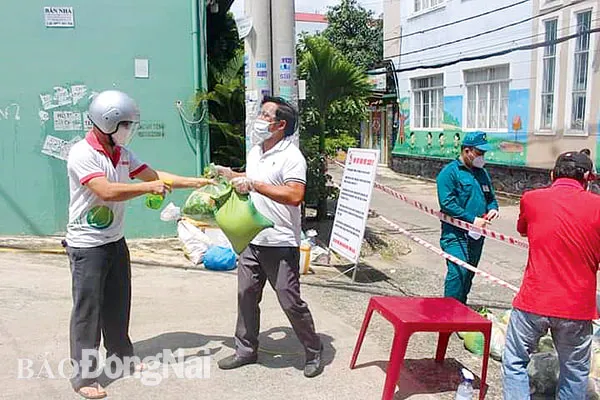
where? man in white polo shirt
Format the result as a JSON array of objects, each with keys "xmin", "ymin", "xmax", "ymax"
[
  {"xmin": 66, "ymin": 90, "xmax": 212, "ymax": 399},
  {"xmin": 214, "ymin": 96, "xmax": 323, "ymax": 378}
]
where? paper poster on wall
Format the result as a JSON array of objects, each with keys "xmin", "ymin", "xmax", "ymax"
[
  {"xmin": 44, "ymin": 7, "xmax": 74, "ymax": 27},
  {"xmin": 41, "ymin": 135, "xmax": 81, "ymax": 160},
  {"xmin": 70, "ymin": 85, "xmax": 87, "ymax": 105},
  {"xmin": 40, "ymin": 94, "xmax": 56, "ymax": 111},
  {"xmin": 54, "ymin": 86, "xmax": 72, "ymax": 107},
  {"xmin": 39, "ymin": 111, "xmax": 50, "ymax": 125},
  {"xmin": 83, "ymin": 112, "xmax": 93, "ymax": 130},
  {"xmin": 235, "ymin": 16, "xmax": 253, "ymax": 39},
  {"xmin": 279, "ymin": 57, "xmax": 293, "ymax": 82},
  {"xmin": 244, "ymin": 54, "xmax": 249, "ymax": 87},
  {"xmin": 53, "ymin": 111, "xmax": 82, "ymax": 131},
  {"xmin": 39, "ymin": 82, "xmax": 97, "ymax": 163},
  {"xmin": 256, "ymin": 61, "xmax": 269, "ymax": 99}
]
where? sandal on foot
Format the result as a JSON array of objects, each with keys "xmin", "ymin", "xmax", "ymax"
[{"xmin": 76, "ymin": 384, "xmax": 107, "ymax": 399}]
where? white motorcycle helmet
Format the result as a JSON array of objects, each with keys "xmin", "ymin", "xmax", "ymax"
[{"xmin": 88, "ymin": 90, "xmax": 140, "ymax": 146}]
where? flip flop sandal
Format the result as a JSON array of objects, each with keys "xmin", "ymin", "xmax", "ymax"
[{"xmin": 76, "ymin": 385, "xmax": 107, "ymax": 400}]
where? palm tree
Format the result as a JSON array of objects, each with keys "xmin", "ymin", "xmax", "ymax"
[{"xmin": 299, "ymin": 36, "xmax": 371, "ymax": 219}]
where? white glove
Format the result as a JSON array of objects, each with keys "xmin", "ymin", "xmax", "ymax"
[
  {"xmin": 485, "ymin": 209, "xmax": 499, "ymax": 221},
  {"xmin": 214, "ymin": 165, "xmax": 233, "ymax": 180},
  {"xmin": 231, "ymin": 177, "xmax": 255, "ymax": 194}
]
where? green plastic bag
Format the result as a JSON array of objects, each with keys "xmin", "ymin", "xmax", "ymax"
[
  {"xmin": 214, "ymin": 188, "xmax": 273, "ymax": 254},
  {"xmin": 463, "ymin": 332, "xmax": 485, "ymax": 355},
  {"xmin": 181, "ymin": 181, "xmax": 230, "ymax": 225}
]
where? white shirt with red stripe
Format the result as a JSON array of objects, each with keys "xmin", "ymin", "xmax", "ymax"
[{"xmin": 66, "ymin": 131, "xmax": 148, "ymax": 248}]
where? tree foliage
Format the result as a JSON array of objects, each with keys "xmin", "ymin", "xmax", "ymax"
[
  {"xmin": 323, "ymin": 0, "xmax": 383, "ymax": 71},
  {"xmin": 203, "ymin": 11, "xmax": 245, "ymax": 168},
  {"xmin": 297, "ymin": 36, "xmax": 370, "ymax": 218}
]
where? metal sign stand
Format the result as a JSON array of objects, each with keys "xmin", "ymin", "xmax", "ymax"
[{"xmin": 326, "ymin": 255, "xmax": 360, "ymax": 283}]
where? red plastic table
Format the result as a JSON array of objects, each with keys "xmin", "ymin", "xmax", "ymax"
[{"xmin": 350, "ymin": 297, "xmax": 492, "ymax": 400}]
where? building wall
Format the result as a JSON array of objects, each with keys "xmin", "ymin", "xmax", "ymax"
[
  {"xmin": 383, "ymin": 0, "xmax": 402, "ymax": 60},
  {"xmin": 296, "ymin": 21, "xmax": 328, "ymax": 37},
  {"xmin": 0, "ymin": 1, "xmax": 200, "ymax": 237},
  {"xmin": 385, "ymin": 0, "xmax": 534, "ymax": 166},
  {"xmin": 384, "ymin": 0, "xmax": 599, "ymax": 174},
  {"xmin": 527, "ymin": 0, "xmax": 599, "ymax": 168},
  {"xmin": 295, "ymin": 13, "xmax": 328, "ymax": 38}
]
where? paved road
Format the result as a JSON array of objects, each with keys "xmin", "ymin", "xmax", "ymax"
[
  {"xmin": 2, "ymin": 164, "xmax": 572, "ymax": 400},
  {"xmin": 330, "ymin": 165, "xmax": 527, "ymax": 311}
]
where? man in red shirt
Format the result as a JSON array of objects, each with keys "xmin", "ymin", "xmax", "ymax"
[{"xmin": 502, "ymin": 151, "xmax": 600, "ymax": 399}]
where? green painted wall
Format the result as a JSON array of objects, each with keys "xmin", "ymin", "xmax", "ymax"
[{"xmin": 0, "ymin": 1, "xmax": 204, "ymax": 237}]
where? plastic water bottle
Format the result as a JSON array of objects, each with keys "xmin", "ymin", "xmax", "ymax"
[{"xmin": 455, "ymin": 368, "xmax": 474, "ymax": 400}]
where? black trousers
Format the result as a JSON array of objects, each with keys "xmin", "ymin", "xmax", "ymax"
[
  {"xmin": 234, "ymin": 245, "xmax": 321, "ymax": 360},
  {"xmin": 67, "ymin": 238, "xmax": 133, "ymax": 390}
]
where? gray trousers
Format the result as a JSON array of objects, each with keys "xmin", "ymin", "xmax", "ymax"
[
  {"xmin": 235, "ymin": 245, "xmax": 321, "ymax": 359},
  {"xmin": 67, "ymin": 238, "xmax": 133, "ymax": 391}
]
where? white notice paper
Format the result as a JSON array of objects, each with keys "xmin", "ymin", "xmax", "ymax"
[
  {"xmin": 41, "ymin": 135, "xmax": 81, "ymax": 161},
  {"xmin": 329, "ymin": 148, "xmax": 379, "ymax": 263},
  {"xmin": 44, "ymin": 7, "xmax": 74, "ymax": 27},
  {"xmin": 235, "ymin": 16, "xmax": 253, "ymax": 39},
  {"xmin": 53, "ymin": 111, "xmax": 82, "ymax": 131},
  {"xmin": 135, "ymin": 59, "xmax": 149, "ymax": 78}
]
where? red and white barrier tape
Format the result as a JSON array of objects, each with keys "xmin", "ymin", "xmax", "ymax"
[
  {"xmin": 379, "ymin": 215, "xmax": 520, "ymax": 293},
  {"xmin": 333, "ymin": 160, "xmax": 529, "ymax": 250}
]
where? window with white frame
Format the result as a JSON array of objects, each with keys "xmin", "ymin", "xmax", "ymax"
[
  {"xmin": 540, "ymin": 19, "xmax": 558, "ymax": 130},
  {"xmin": 465, "ymin": 65, "xmax": 509, "ymax": 130},
  {"xmin": 570, "ymin": 10, "xmax": 592, "ymax": 131},
  {"xmin": 411, "ymin": 75, "xmax": 443, "ymax": 129},
  {"xmin": 414, "ymin": 0, "xmax": 444, "ymax": 13}
]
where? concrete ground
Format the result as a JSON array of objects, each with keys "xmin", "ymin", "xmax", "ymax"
[
  {"xmin": 0, "ymin": 164, "xmax": 565, "ymax": 399},
  {"xmin": 0, "ymin": 249, "xmax": 392, "ymax": 400}
]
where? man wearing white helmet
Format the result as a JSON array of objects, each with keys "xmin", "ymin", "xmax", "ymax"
[{"xmin": 65, "ymin": 90, "xmax": 212, "ymax": 399}]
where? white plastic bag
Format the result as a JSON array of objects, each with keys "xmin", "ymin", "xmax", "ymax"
[
  {"xmin": 177, "ymin": 220, "xmax": 211, "ymax": 265},
  {"xmin": 490, "ymin": 317, "xmax": 507, "ymax": 361},
  {"xmin": 203, "ymin": 228, "xmax": 233, "ymax": 249},
  {"xmin": 160, "ymin": 202, "xmax": 181, "ymax": 222}
]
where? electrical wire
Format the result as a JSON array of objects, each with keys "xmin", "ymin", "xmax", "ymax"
[
  {"xmin": 386, "ymin": 0, "xmax": 586, "ymax": 59},
  {"xmin": 368, "ymin": 27, "xmax": 600, "ymax": 74},
  {"xmin": 384, "ymin": 0, "xmax": 531, "ymax": 42},
  {"xmin": 395, "ymin": 15, "xmax": 600, "ymax": 68}
]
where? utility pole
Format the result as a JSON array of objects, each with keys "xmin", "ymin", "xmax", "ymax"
[
  {"xmin": 243, "ymin": 0, "xmax": 298, "ymax": 152},
  {"xmin": 271, "ymin": 0, "xmax": 297, "ymax": 107},
  {"xmin": 272, "ymin": 0, "xmax": 299, "ymax": 146},
  {"xmin": 243, "ymin": 0, "xmax": 272, "ymax": 154}
]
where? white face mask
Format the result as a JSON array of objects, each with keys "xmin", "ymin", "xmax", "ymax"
[
  {"xmin": 111, "ymin": 122, "xmax": 138, "ymax": 146},
  {"xmin": 253, "ymin": 119, "xmax": 273, "ymax": 141},
  {"xmin": 472, "ymin": 156, "xmax": 486, "ymax": 168}
]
